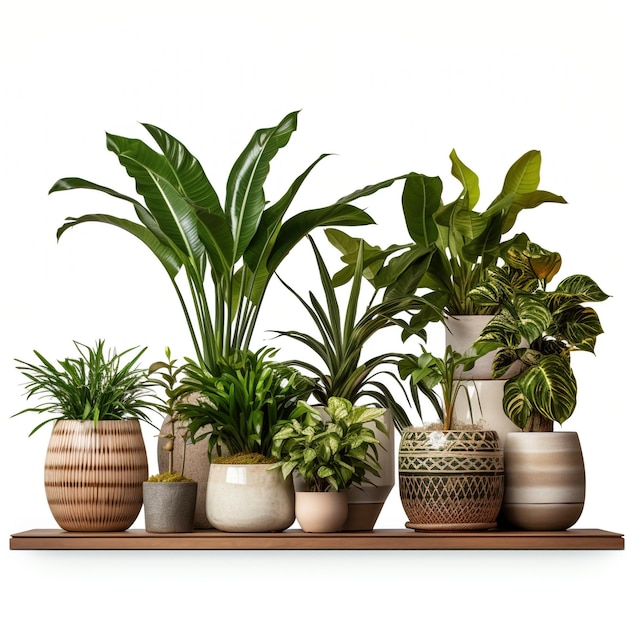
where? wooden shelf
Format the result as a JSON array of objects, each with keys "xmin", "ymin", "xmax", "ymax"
[{"xmin": 9, "ymin": 528, "xmax": 624, "ymax": 550}]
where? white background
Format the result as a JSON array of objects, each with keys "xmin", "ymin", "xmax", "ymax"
[{"xmin": 1, "ymin": 1, "xmax": 624, "ymax": 623}]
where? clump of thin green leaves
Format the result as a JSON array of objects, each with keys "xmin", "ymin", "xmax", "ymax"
[
  {"xmin": 270, "ymin": 397, "xmax": 386, "ymax": 492},
  {"xmin": 13, "ymin": 340, "xmax": 160, "ymax": 435},
  {"xmin": 272, "ymin": 233, "xmax": 440, "ymax": 432},
  {"xmin": 177, "ymin": 347, "xmax": 315, "ymax": 460}
]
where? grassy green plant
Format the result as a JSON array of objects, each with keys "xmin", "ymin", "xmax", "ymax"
[
  {"xmin": 470, "ymin": 241, "xmax": 609, "ymax": 431},
  {"xmin": 398, "ymin": 345, "xmax": 480, "ymax": 431},
  {"xmin": 50, "ymin": 111, "xmax": 402, "ymax": 374},
  {"xmin": 147, "ymin": 347, "xmax": 192, "ymax": 482},
  {"xmin": 328, "ymin": 150, "xmax": 566, "ymax": 329},
  {"xmin": 14, "ymin": 340, "xmax": 159, "ymax": 435},
  {"xmin": 270, "ymin": 397, "xmax": 386, "ymax": 492},
  {"xmin": 177, "ymin": 347, "xmax": 314, "ymax": 460},
  {"xmin": 272, "ymin": 233, "xmax": 441, "ymax": 432}
]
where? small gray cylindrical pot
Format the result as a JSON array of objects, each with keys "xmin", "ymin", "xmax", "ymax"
[
  {"xmin": 502, "ymin": 432, "xmax": 585, "ymax": 531},
  {"xmin": 143, "ymin": 481, "xmax": 198, "ymax": 533}
]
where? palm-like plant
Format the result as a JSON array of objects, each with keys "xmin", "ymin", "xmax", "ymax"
[
  {"xmin": 398, "ymin": 345, "xmax": 480, "ymax": 431},
  {"xmin": 49, "ymin": 111, "xmax": 401, "ymax": 373},
  {"xmin": 271, "ymin": 232, "xmax": 441, "ymax": 432},
  {"xmin": 470, "ymin": 242, "xmax": 609, "ymax": 431},
  {"xmin": 14, "ymin": 340, "xmax": 159, "ymax": 434}
]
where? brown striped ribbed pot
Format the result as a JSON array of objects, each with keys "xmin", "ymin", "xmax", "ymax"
[
  {"xmin": 398, "ymin": 428, "xmax": 505, "ymax": 531},
  {"xmin": 44, "ymin": 420, "xmax": 148, "ymax": 531}
]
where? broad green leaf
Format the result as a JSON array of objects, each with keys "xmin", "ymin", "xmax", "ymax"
[
  {"xmin": 226, "ymin": 111, "xmax": 298, "ymax": 262},
  {"xmin": 141, "ymin": 123, "xmax": 223, "ymax": 214},
  {"xmin": 401, "ymin": 173, "xmax": 442, "ymax": 247},
  {"xmin": 449, "ymin": 149, "xmax": 480, "ymax": 210}
]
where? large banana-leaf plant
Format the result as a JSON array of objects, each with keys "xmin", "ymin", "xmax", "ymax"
[
  {"xmin": 270, "ymin": 231, "xmax": 443, "ymax": 432},
  {"xmin": 49, "ymin": 111, "xmax": 402, "ymax": 373},
  {"xmin": 326, "ymin": 150, "xmax": 567, "ymax": 332},
  {"xmin": 469, "ymin": 242, "xmax": 609, "ymax": 431}
]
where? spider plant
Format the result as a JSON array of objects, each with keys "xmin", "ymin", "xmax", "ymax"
[
  {"xmin": 271, "ymin": 232, "xmax": 442, "ymax": 432},
  {"xmin": 49, "ymin": 111, "xmax": 403, "ymax": 374},
  {"xmin": 13, "ymin": 340, "xmax": 160, "ymax": 435}
]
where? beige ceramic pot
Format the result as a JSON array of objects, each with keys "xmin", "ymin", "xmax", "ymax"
[
  {"xmin": 502, "ymin": 431, "xmax": 585, "ymax": 531},
  {"xmin": 206, "ymin": 463, "xmax": 295, "ymax": 532},
  {"xmin": 44, "ymin": 420, "xmax": 148, "ymax": 531},
  {"xmin": 143, "ymin": 481, "xmax": 198, "ymax": 533},
  {"xmin": 451, "ymin": 379, "xmax": 522, "ymax": 448},
  {"xmin": 445, "ymin": 314, "xmax": 523, "ymax": 380},
  {"xmin": 295, "ymin": 491, "xmax": 348, "ymax": 533},
  {"xmin": 399, "ymin": 428, "xmax": 504, "ymax": 530}
]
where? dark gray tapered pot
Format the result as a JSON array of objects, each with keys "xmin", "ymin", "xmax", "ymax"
[{"xmin": 143, "ymin": 481, "xmax": 197, "ymax": 533}]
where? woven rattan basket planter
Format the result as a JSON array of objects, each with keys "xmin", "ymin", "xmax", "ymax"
[{"xmin": 398, "ymin": 428, "xmax": 504, "ymax": 531}]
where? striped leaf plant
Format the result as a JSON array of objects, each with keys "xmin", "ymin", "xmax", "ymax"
[{"xmin": 469, "ymin": 242, "xmax": 609, "ymax": 431}]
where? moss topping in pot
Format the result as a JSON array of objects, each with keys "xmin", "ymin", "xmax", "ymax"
[{"xmin": 212, "ymin": 452, "xmax": 277, "ymax": 465}]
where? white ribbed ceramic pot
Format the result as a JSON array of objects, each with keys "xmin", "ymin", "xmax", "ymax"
[{"xmin": 502, "ymin": 431, "xmax": 585, "ymax": 531}]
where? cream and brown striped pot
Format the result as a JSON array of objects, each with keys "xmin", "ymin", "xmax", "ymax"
[{"xmin": 44, "ymin": 420, "xmax": 148, "ymax": 531}]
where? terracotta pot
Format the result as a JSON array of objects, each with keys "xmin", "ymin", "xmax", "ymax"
[
  {"xmin": 44, "ymin": 420, "xmax": 148, "ymax": 531},
  {"xmin": 206, "ymin": 463, "xmax": 295, "ymax": 532},
  {"xmin": 295, "ymin": 491, "xmax": 348, "ymax": 533},
  {"xmin": 501, "ymin": 431, "xmax": 585, "ymax": 531},
  {"xmin": 398, "ymin": 428, "xmax": 504, "ymax": 530},
  {"xmin": 143, "ymin": 481, "xmax": 197, "ymax": 533}
]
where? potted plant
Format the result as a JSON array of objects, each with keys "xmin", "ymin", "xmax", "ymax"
[
  {"xmin": 395, "ymin": 346, "xmax": 505, "ymax": 530},
  {"xmin": 469, "ymin": 241, "xmax": 609, "ymax": 530},
  {"xmin": 175, "ymin": 347, "xmax": 314, "ymax": 532},
  {"xmin": 272, "ymin": 233, "xmax": 441, "ymax": 529},
  {"xmin": 270, "ymin": 397, "xmax": 386, "ymax": 532},
  {"xmin": 49, "ymin": 111, "xmax": 404, "ymax": 375},
  {"xmin": 143, "ymin": 348, "xmax": 197, "ymax": 533},
  {"xmin": 13, "ymin": 340, "xmax": 159, "ymax": 532},
  {"xmin": 328, "ymin": 149, "xmax": 567, "ymax": 379}
]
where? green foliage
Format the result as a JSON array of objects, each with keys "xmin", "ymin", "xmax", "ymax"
[
  {"xmin": 272, "ymin": 235, "xmax": 441, "ymax": 433},
  {"xmin": 13, "ymin": 340, "xmax": 159, "ymax": 435},
  {"xmin": 148, "ymin": 347, "xmax": 190, "ymax": 476},
  {"xmin": 50, "ymin": 112, "xmax": 403, "ymax": 374},
  {"xmin": 470, "ymin": 242, "xmax": 609, "ymax": 430},
  {"xmin": 270, "ymin": 397, "xmax": 386, "ymax": 492},
  {"xmin": 398, "ymin": 345, "xmax": 479, "ymax": 431},
  {"xmin": 177, "ymin": 347, "xmax": 314, "ymax": 459},
  {"xmin": 328, "ymin": 150, "xmax": 566, "ymax": 328}
]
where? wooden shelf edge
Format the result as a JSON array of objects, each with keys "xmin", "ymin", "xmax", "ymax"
[{"xmin": 9, "ymin": 528, "xmax": 624, "ymax": 551}]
